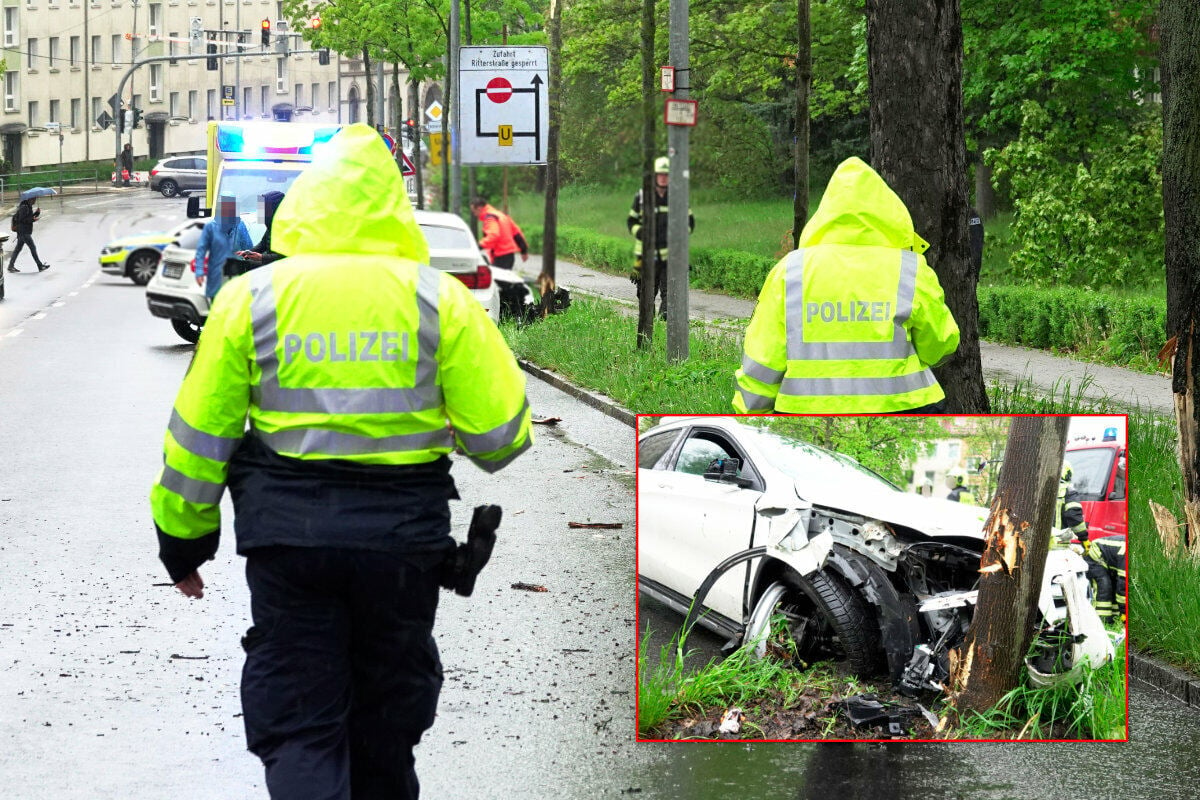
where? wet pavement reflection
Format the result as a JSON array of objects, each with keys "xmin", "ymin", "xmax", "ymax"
[{"xmin": 635, "ymin": 598, "xmax": 1197, "ymax": 799}]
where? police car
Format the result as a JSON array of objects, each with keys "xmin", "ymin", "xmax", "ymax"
[{"xmin": 99, "ymin": 219, "xmax": 205, "ymax": 286}]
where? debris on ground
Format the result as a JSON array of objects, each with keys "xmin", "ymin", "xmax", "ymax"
[
  {"xmin": 511, "ymin": 582, "xmax": 548, "ymax": 592},
  {"xmin": 168, "ymin": 654, "xmax": 210, "ymax": 660},
  {"xmin": 718, "ymin": 707, "xmax": 744, "ymax": 735},
  {"xmin": 568, "ymin": 522, "xmax": 624, "ymax": 529},
  {"xmin": 836, "ymin": 693, "xmax": 925, "ymax": 737},
  {"xmin": 532, "ymin": 416, "xmax": 562, "ymax": 425}
]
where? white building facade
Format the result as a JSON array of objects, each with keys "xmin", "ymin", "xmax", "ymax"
[{"xmin": 0, "ymin": 0, "xmax": 410, "ymax": 173}]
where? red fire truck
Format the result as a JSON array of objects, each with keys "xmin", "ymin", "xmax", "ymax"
[{"xmin": 1065, "ymin": 430, "xmax": 1127, "ymax": 540}]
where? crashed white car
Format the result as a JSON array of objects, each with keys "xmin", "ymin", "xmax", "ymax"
[{"xmin": 637, "ymin": 417, "xmax": 1112, "ymax": 694}]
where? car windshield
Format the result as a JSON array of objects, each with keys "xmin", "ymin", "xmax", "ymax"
[
  {"xmin": 217, "ymin": 166, "xmax": 301, "ymax": 218},
  {"xmin": 420, "ymin": 223, "xmax": 475, "ymax": 252},
  {"xmin": 1065, "ymin": 446, "xmax": 1116, "ymax": 501},
  {"xmin": 743, "ymin": 426, "xmax": 902, "ymax": 494}
]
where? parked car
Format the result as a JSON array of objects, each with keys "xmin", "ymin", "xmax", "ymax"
[
  {"xmin": 99, "ymin": 219, "xmax": 205, "ymax": 286},
  {"xmin": 147, "ymin": 208, "xmax": 506, "ymax": 344},
  {"xmin": 414, "ymin": 209, "xmax": 499, "ymax": 323},
  {"xmin": 148, "ymin": 155, "xmax": 207, "ymax": 198},
  {"xmin": 637, "ymin": 417, "xmax": 1114, "ymax": 693}
]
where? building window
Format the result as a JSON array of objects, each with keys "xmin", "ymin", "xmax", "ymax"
[
  {"xmin": 27, "ymin": 38, "xmax": 38, "ymax": 70},
  {"xmin": 244, "ymin": 86, "xmax": 253, "ymax": 117},
  {"xmin": 5, "ymin": 72, "xmax": 18, "ymax": 112},
  {"xmin": 27, "ymin": 100, "xmax": 38, "ymax": 126},
  {"xmin": 169, "ymin": 91, "xmax": 179, "ymax": 116},
  {"xmin": 90, "ymin": 35, "xmax": 101, "ymax": 65},
  {"xmin": 327, "ymin": 81, "xmax": 335, "ymax": 110},
  {"xmin": 948, "ymin": 442, "xmax": 961, "ymax": 461},
  {"xmin": 294, "ymin": 82, "xmax": 302, "ymax": 108},
  {"xmin": 168, "ymin": 33, "xmax": 177, "ymax": 63},
  {"xmin": 70, "ymin": 97, "xmax": 80, "ymax": 128},
  {"xmin": 48, "ymin": 98, "xmax": 59, "ymax": 123},
  {"xmin": 69, "ymin": 36, "xmax": 80, "ymax": 67},
  {"xmin": 111, "ymin": 34, "xmax": 122, "ymax": 64},
  {"xmin": 206, "ymin": 88, "xmax": 215, "ymax": 119},
  {"xmin": 260, "ymin": 85, "xmax": 268, "ymax": 115},
  {"xmin": 188, "ymin": 90, "xmax": 197, "ymax": 119},
  {"xmin": 48, "ymin": 37, "xmax": 59, "ymax": 69},
  {"xmin": 3, "ymin": 9, "xmax": 16, "ymax": 47},
  {"xmin": 91, "ymin": 96, "xmax": 101, "ymax": 126},
  {"xmin": 275, "ymin": 57, "xmax": 286, "ymax": 92},
  {"xmin": 148, "ymin": 3, "xmax": 162, "ymax": 37},
  {"xmin": 310, "ymin": 82, "xmax": 318, "ymax": 111},
  {"xmin": 149, "ymin": 64, "xmax": 162, "ymax": 101}
]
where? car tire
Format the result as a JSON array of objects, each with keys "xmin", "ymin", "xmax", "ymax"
[
  {"xmin": 127, "ymin": 250, "xmax": 160, "ymax": 286},
  {"xmin": 747, "ymin": 571, "xmax": 882, "ymax": 676},
  {"xmin": 159, "ymin": 179, "xmax": 179, "ymax": 198},
  {"xmin": 171, "ymin": 317, "xmax": 202, "ymax": 344}
]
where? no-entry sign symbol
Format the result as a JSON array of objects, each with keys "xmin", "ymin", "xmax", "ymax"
[{"xmin": 486, "ymin": 77, "xmax": 513, "ymax": 103}]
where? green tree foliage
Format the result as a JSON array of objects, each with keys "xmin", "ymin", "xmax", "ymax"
[
  {"xmin": 987, "ymin": 102, "xmax": 1163, "ymax": 289},
  {"xmin": 749, "ymin": 416, "xmax": 941, "ymax": 487}
]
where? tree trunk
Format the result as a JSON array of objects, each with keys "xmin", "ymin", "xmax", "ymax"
[
  {"xmin": 363, "ymin": 47, "xmax": 375, "ymax": 129},
  {"xmin": 865, "ymin": 0, "xmax": 987, "ymax": 413},
  {"xmin": 791, "ymin": 0, "xmax": 811, "ymax": 250},
  {"xmin": 637, "ymin": 0, "xmax": 657, "ymax": 348},
  {"xmin": 409, "ymin": 80, "xmax": 424, "ymax": 210},
  {"xmin": 950, "ymin": 416, "xmax": 1067, "ymax": 715},
  {"xmin": 541, "ymin": 0, "xmax": 562, "ymax": 284},
  {"xmin": 1163, "ymin": 0, "xmax": 1200, "ymax": 546}
]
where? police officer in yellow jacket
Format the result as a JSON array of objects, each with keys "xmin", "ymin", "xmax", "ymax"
[
  {"xmin": 149, "ymin": 124, "xmax": 531, "ymax": 800},
  {"xmin": 733, "ymin": 157, "xmax": 960, "ymax": 413}
]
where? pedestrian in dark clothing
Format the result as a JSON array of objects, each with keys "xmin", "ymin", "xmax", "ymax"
[
  {"xmin": 968, "ymin": 206, "xmax": 984, "ymax": 272},
  {"xmin": 7, "ymin": 198, "xmax": 49, "ymax": 273},
  {"xmin": 120, "ymin": 143, "xmax": 134, "ymax": 187},
  {"xmin": 238, "ymin": 190, "xmax": 287, "ymax": 267}
]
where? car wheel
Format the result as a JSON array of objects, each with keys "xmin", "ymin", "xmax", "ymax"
[
  {"xmin": 746, "ymin": 572, "xmax": 882, "ymax": 676},
  {"xmin": 128, "ymin": 250, "xmax": 160, "ymax": 285},
  {"xmin": 171, "ymin": 317, "xmax": 202, "ymax": 344},
  {"xmin": 159, "ymin": 179, "xmax": 179, "ymax": 198}
]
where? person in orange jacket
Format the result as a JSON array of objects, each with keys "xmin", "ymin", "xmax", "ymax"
[{"xmin": 469, "ymin": 196, "xmax": 528, "ymax": 270}]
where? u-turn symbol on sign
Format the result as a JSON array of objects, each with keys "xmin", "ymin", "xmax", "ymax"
[{"xmin": 498, "ymin": 125, "xmax": 514, "ymax": 146}]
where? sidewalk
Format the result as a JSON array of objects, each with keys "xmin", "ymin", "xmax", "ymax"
[{"xmin": 525, "ymin": 254, "xmax": 1174, "ymax": 416}]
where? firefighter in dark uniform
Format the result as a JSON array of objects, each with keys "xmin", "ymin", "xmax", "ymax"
[
  {"xmin": 1085, "ymin": 535, "xmax": 1127, "ymax": 622},
  {"xmin": 1054, "ymin": 461, "xmax": 1089, "ymax": 546},
  {"xmin": 150, "ymin": 124, "xmax": 532, "ymax": 800},
  {"xmin": 628, "ymin": 156, "xmax": 693, "ymax": 319}
]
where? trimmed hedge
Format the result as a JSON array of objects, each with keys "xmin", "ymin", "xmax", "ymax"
[{"xmin": 526, "ymin": 224, "xmax": 1166, "ymax": 366}]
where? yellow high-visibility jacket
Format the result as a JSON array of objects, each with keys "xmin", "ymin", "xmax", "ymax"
[
  {"xmin": 150, "ymin": 124, "xmax": 531, "ymax": 576},
  {"xmin": 734, "ymin": 157, "xmax": 960, "ymax": 413}
]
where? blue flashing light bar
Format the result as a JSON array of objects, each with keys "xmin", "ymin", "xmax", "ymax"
[
  {"xmin": 1103, "ymin": 427, "xmax": 1118, "ymax": 442},
  {"xmin": 216, "ymin": 123, "xmax": 343, "ymax": 158}
]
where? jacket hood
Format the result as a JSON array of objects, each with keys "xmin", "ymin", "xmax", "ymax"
[
  {"xmin": 797, "ymin": 157, "xmax": 930, "ymax": 254},
  {"xmin": 270, "ymin": 124, "xmax": 429, "ymax": 262}
]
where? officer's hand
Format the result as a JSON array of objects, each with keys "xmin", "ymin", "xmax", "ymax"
[
  {"xmin": 176, "ymin": 571, "xmax": 205, "ymax": 599},
  {"xmin": 196, "ymin": 273, "xmax": 205, "ymax": 287}
]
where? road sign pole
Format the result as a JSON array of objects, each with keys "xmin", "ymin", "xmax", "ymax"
[
  {"xmin": 449, "ymin": 0, "xmax": 462, "ymax": 218},
  {"xmin": 666, "ymin": 0, "xmax": 690, "ymax": 361}
]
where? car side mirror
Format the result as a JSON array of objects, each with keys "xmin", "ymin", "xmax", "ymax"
[
  {"xmin": 186, "ymin": 195, "xmax": 210, "ymax": 219},
  {"xmin": 703, "ymin": 457, "xmax": 753, "ymax": 489}
]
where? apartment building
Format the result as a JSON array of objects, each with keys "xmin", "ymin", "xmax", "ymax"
[{"xmin": 0, "ymin": 0, "xmax": 409, "ymax": 172}]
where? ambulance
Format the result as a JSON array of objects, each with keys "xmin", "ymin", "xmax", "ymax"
[
  {"xmin": 145, "ymin": 121, "xmax": 342, "ymax": 342},
  {"xmin": 1065, "ymin": 428, "xmax": 1127, "ymax": 540}
]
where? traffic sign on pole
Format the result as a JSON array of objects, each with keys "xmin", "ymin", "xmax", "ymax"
[
  {"xmin": 458, "ymin": 46, "xmax": 549, "ymax": 165},
  {"xmin": 399, "ymin": 151, "xmax": 416, "ymax": 177}
]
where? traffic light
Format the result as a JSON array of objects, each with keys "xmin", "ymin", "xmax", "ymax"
[
  {"xmin": 403, "ymin": 119, "xmax": 416, "ymax": 143},
  {"xmin": 318, "ymin": 49, "xmax": 330, "ymax": 66},
  {"xmin": 260, "ymin": 18, "xmax": 270, "ymax": 47},
  {"xmin": 119, "ymin": 109, "xmax": 128, "ymax": 133},
  {"xmin": 206, "ymin": 43, "xmax": 217, "ymax": 70},
  {"xmin": 308, "ymin": 16, "xmax": 321, "ymax": 30},
  {"xmin": 132, "ymin": 108, "xmax": 143, "ymax": 128}
]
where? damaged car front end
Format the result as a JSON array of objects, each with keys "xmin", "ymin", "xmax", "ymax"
[{"xmin": 637, "ymin": 417, "xmax": 1114, "ymax": 701}]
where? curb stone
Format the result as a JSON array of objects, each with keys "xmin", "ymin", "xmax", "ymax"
[
  {"xmin": 1130, "ymin": 650, "xmax": 1200, "ymax": 708},
  {"xmin": 519, "ymin": 359, "xmax": 637, "ymax": 429}
]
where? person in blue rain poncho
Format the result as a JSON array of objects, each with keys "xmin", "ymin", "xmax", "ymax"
[{"xmin": 194, "ymin": 193, "xmax": 253, "ymax": 299}]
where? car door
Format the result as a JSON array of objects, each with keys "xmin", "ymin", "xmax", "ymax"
[
  {"xmin": 639, "ymin": 425, "xmax": 763, "ymax": 623},
  {"xmin": 184, "ymin": 158, "xmax": 207, "ymax": 191}
]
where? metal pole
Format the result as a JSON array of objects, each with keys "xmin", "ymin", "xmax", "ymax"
[
  {"xmin": 449, "ymin": 0, "xmax": 461, "ymax": 219},
  {"xmin": 666, "ymin": 0, "xmax": 690, "ymax": 361},
  {"xmin": 376, "ymin": 59, "xmax": 385, "ymax": 131},
  {"xmin": 235, "ymin": 4, "xmax": 241, "ymax": 120}
]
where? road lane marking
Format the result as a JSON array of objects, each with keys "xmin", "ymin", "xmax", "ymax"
[
  {"xmin": 5, "ymin": 328, "xmax": 22, "ymax": 337},
  {"xmin": 32, "ymin": 312, "xmax": 46, "ymax": 320},
  {"xmin": 52, "ymin": 301, "xmax": 65, "ymax": 307}
]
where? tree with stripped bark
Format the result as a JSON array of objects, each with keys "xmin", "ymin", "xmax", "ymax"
[{"xmin": 949, "ymin": 415, "xmax": 1068, "ymax": 715}]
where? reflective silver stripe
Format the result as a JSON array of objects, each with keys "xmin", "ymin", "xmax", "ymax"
[
  {"xmin": 740, "ymin": 354, "xmax": 784, "ymax": 385},
  {"xmin": 456, "ymin": 399, "xmax": 530, "ymax": 454},
  {"xmin": 249, "ymin": 262, "xmax": 445, "ymax": 415},
  {"xmin": 255, "ymin": 424, "xmax": 454, "ymax": 456},
  {"xmin": 737, "ymin": 384, "xmax": 776, "ymax": 411},
  {"xmin": 168, "ymin": 409, "xmax": 242, "ymax": 462},
  {"xmin": 159, "ymin": 464, "xmax": 224, "ymax": 505},
  {"xmin": 785, "ymin": 249, "xmax": 919, "ymax": 361},
  {"xmin": 780, "ymin": 369, "xmax": 936, "ymax": 397},
  {"xmin": 467, "ymin": 435, "xmax": 532, "ymax": 474}
]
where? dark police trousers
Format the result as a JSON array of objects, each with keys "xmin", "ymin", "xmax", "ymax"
[{"xmin": 241, "ymin": 546, "xmax": 444, "ymax": 800}]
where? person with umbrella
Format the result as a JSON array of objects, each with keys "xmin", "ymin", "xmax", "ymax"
[{"xmin": 6, "ymin": 187, "xmax": 54, "ymax": 274}]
